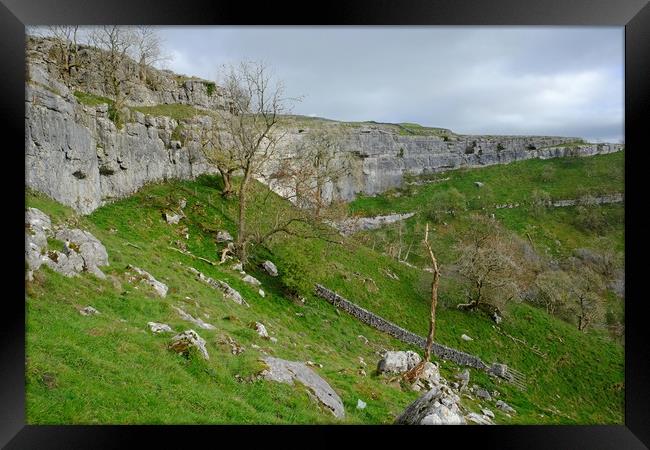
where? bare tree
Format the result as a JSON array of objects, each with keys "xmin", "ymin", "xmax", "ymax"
[
  {"xmin": 89, "ymin": 26, "xmax": 135, "ymax": 116},
  {"xmin": 455, "ymin": 214, "xmax": 520, "ymax": 322},
  {"xmin": 422, "ymin": 223, "xmax": 441, "ymax": 362},
  {"xmin": 212, "ymin": 61, "xmax": 299, "ymax": 264},
  {"xmin": 131, "ymin": 26, "xmax": 169, "ymax": 84},
  {"xmin": 533, "ymin": 270, "xmax": 573, "ymax": 315},
  {"xmin": 46, "ymin": 25, "xmax": 81, "ymax": 83},
  {"xmin": 566, "ymin": 268, "xmax": 605, "ymax": 332},
  {"xmin": 198, "ymin": 118, "xmax": 240, "ymax": 198}
]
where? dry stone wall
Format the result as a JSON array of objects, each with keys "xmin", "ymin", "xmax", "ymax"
[{"xmin": 314, "ymin": 284, "xmax": 489, "ymax": 371}]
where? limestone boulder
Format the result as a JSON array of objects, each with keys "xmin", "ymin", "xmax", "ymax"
[
  {"xmin": 260, "ymin": 356, "xmax": 345, "ymax": 419},
  {"xmin": 169, "ymin": 329, "xmax": 209, "ymax": 360},
  {"xmin": 377, "ymin": 350, "xmax": 422, "ymax": 374},
  {"xmin": 395, "ymin": 386, "xmax": 466, "ymax": 425}
]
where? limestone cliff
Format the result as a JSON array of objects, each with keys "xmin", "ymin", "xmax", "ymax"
[{"xmin": 25, "ymin": 36, "xmax": 624, "ymax": 214}]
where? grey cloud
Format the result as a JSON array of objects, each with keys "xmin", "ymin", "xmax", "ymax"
[{"xmin": 158, "ymin": 26, "xmax": 623, "ymax": 142}]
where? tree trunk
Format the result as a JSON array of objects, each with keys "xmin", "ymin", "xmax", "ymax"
[
  {"xmin": 423, "ymin": 222, "xmax": 441, "ymax": 363},
  {"xmin": 236, "ymin": 168, "xmax": 251, "ymax": 264},
  {"xmin": 221, "ymin": 171, "xmax": 234, "ymax": 198}
]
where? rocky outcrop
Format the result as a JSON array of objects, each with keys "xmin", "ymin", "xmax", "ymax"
[
  {"xmin": 25, "ymin": 207, "xmax": 109, "ymax": 280},
  {"xmin": 377, "ymin": 350, "xmax": 422, "ymax": 374},
  {"xmin": 126, "ymin": 265, "xmax": 168, "ymax": 297},
  {"xmin": 173, "ymin": 306, "xmax": 216, "ymax": 330},
  {"xmin": 332, "ymin": 212, "xmax": 416, "ymax": 235},
  {"xmin": 260, "ymin": 356, "xmax": 345, "ymax": 419},
  {"xmin": 169, "ymin": 329, "xmax": 209, "ymax": 360},
  {"xmin": 395, "ymin": 386, "xmax": 465, "ymax": 425}
]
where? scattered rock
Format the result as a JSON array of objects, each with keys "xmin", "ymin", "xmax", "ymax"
[
  {"xmin": 482, "ymin": 408, "xmax": 495, "ymax": 419},
  {"xmin": 173, "ymin": 306, "xmax": 216, "ymax": 330},
  {"xmin": 148, "ymin": 322, "xmax": 172, "ymax": 333},
  {"xmin": 252, "ymin": 321, "xmax": 269, "ymax": 339},
  {"xmin": 169, "ymin": 329, "xmax": 209, "ymax": 360},
  {"xmin": 358, "ymin": 369, "xmax": 367, "ymax": 377},
  {"xmin": 357, "ymin": 335, "xmax": 369, "ymax": 345},
  {"xmin": 127, "ymin": 265, "xmax": 168, "ymax": 297},
  {"xmin": 395, "ymin": 386, "xmax": 466, "ymax": 425},
  {"xmin": 163, "ymin": 211, "xmax": 183, "ymax": 225},
  {"xmin": 454, "ymin": 369, "xmax": 470, "ymax": 391},
  {"xmin": 461, "ymin": 334, "xmax": 473, "ymax": 341},
  {"xmin": 231, "ymin": 262, "xmax": 243, "ymax": 271},
  {"xmin": 474, "ymin": 181, "xmax": 485, "ymax": 188},
  {"xmin": 242, "ymin": 274, "xmax": 261, "ymax": 286},
  {"xmin": 262, "ymin": 260, "xmax": 278, "ymax": 277},
  {"xmin": 269, "ymin": 336, "xmax": 278, "ymax": 343},
  {"xmin": 357, "ymin": 399, "xmax": 367, "ymax": 410},
  {"xmin": 220, "ymin": 335, "xmax": 245, "ymax": 355},
  {"xmin": 466, "ymin": 412, "xmax": 493, "ymax": 425},
  {"xmin": 496, "ymin": 400, "xmax": 516, "ymax": 414},
  {"xmin": 258, "ymin": 289, "xmax": 265, "ymax": 297},
  {"xmin": 79, "ymin": 306, "xmax": 100, "ymax": 316},
  {"xmin": 215, "ymin": 230, "xmax": 234, "ymax": 243},
  {"xmin": 377, "ymin": 350, "xmax": 421, "ymax": 374},
  {"xmin": 306, "ymin": 360, "xmax": 323, "ymax": 369},
  {"xmin": 187, "ymin": 266, "xmax": 249, "ymax": 307},
  {"xmin": 55, "ymin": 228, "xmax": 109, "ymax": 279},
  {"xmin": 178, "ymin": 198, "xmax": 187, "ymax": 209},
  {"xmin": 260, "ymin": 356, "xmax": 345, "ymax": 419},
  {"xmin": 358, "ymin": 356, "xmax": 367, "ymax": 367},
  {"xmin": 476, "ymin": 388, "xmax": 492, "ymax": 401}
]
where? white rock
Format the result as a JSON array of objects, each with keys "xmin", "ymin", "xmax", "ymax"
[
  {"xmin": 258, "ymin": 289, "xmax": 265, "ymax": 297},
  {"xmin": 148, "ymin": 322, "xmax": 173, "ymax": 333},
  {"xmin": 253, "ymin": 322, "xmax": 269, "ymax": 338},
  {"xmin": 79, "ymin": 306, "xmax": 100, "ymax": 316},
  {"xmin": 215, "ymin": 230, "xmax": 233, "ymax": 243},
  {"xmin": 461, "ymin": 334, "xmax": 473, "ymax": 341},
  {"xmin": 262, "ymin": 260, "xmax": 278, "ymax": 277},
  {"xmin": 169, "ymin": 329, "xmax": 209, "ymax": 360},
  {"xmin": 377, "ymin": 350, "xmax": 421, "ymax": 374},
  {"xmin": 242, "ymin": 274, "xmax": 261, "ymax": 286},
  {"xmin": 357, "ymin": 399, "xmax": 367, "ymax": 410},
  {"xmin": 127, "ymin": 265, "xmax": 168, "ymax": 297}
]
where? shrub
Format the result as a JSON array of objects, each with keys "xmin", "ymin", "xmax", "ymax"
[
  {"xmin": 540, "ymin": 165, "xmax": 556, "ymax": 183},
  {"xmin": 530, "ymin": 189, "xmax": 551, "ymax": 216},
  {"xmin": 573, "ymin": 206, "xmax": 609, "ymax": 232},
  {"xmin": 425, "ymin": 188, "xmax": 466, "ymax": 223}
]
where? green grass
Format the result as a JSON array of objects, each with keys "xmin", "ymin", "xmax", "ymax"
[
  {"xmin": 74, "ymin": 90, "xmax": 114, "ymax": 107},
  {"xmin": 25, "ymin": 163, "xmax": 624, "ymax": 424},
  {"xmin": 131, "ymin": 104, "xmax": 212, "ymax": 122}
]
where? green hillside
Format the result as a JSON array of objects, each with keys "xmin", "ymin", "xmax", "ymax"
[{"xmin": 25, "ymin": 152, "xmax": 624, "ymax": 424}]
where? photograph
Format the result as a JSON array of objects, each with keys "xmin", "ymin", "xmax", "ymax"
[{"xmin": 24, "ymin": 25, "xmax": 626, "ymax": 426}]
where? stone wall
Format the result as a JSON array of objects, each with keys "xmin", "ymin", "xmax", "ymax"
[{"xmin": 314, "ymin": 284, "xmax": 490, "ymax": 371}]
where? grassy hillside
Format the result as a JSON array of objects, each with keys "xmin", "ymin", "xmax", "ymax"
[{"xmin": 25, "ymin": 153, "xmax": 624, "ymax": 424}]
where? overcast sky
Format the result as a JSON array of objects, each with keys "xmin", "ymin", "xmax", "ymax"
[{"xmin": 156, "ymin": 26, "xmax": 623, "ymax": 143}]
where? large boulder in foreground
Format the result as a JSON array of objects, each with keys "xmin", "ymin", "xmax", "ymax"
[
  {"xmin": 377, "ymin": 350, "xmax": 422, "ymax": 374},
  {"xmin": 260, "ymin": 356, "xmax": 345, "ymax": 419},
  {"xmin": 55, "ymin": 228, "xmax": 109, "ymax": 279},
  {"xmin": 395, "ymin": 386, "xmax": 466, "ymax": 425}
]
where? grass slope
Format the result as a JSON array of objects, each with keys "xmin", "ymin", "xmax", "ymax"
[{"xmin": 26, "ymin": 157, "xmax": 624, "ymax": 424}]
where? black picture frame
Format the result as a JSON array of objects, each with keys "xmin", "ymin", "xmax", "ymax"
[{"xmin": 2, "ymin": 0, "xmax": 648, "ymax": 447}]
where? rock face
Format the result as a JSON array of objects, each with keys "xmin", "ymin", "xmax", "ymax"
[
  {"xmin": 25, "ymin": 36, "xmax": 623, "ymax": 215},
  {"xmin": 377, "ymin": 350, "xmax": 422, "ymax": 374},
  {"xmin": 395, "ymin": 386, "xmax": 466, "ymax": 425},
  {"xmin": 260, "ymin": 356, "xmax": 345, "ymax": 419},
  {"xmin": 127, "ymin": 265, "xmax": 168, "ymax": 297},
  {"xmin": 332, "ymin": 212, "xmax": 416, "ymax": 235},
  {"xmin": 169, "ymin": 330, "xmax": 209, "ymax": 360}
]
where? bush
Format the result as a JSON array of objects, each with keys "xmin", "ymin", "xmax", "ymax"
[
  {"xmin": 279, "ymin": 259, "xmax": 312, "ymax": 299},
  {"xmin": 530, "ymin": 189, "xmax": 551, "ymax": 216},
  {"xmin": 425, "ymin": 188, "xmax": 466, "ymax": 223},
  {"xmin": 573, "ymin": 206, "xmax": 609, "ymax": 232},
  {"xmin": 540, "ymin": 165, "xmax": 556, "ymax": 183}
]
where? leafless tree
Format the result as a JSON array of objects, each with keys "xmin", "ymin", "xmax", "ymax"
[
  {"xmin": 198, "ymin": 119, "xmax": 240, "ymax": 198},
  {"xmin": 533, "ymin": 270, "xmax": 573, "ymax": 315},
  {"xmin": 131, "ymin": 26, "xmax": 170, "ymax": 84},
  {"xmin": 566, "ymin": 268, "xmax": 606, "ymax": 332},
  {"xmin": 455, "ymin": 214, "xmax": 520, "ymax": 321},
  {"xmin": 211, "ymin": 61, "xmax": 300, "ymax": 264},
  {"xmin": 89, "ymin": 26, "xmax": 136, "ymax": 114},
  {"xmin": 422, "ymin": 223, "xmax": 441, "ymax": 362},
  {"xmin": 46, "ymin": 25, "xmax": 81, "ymax": 83}
]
